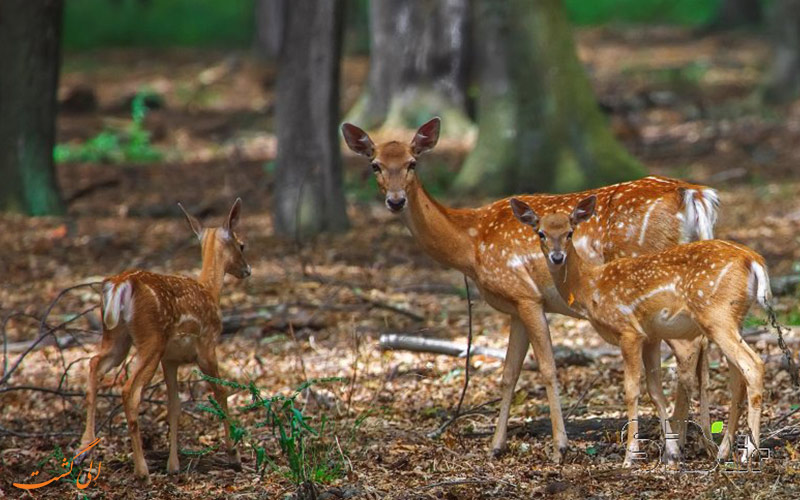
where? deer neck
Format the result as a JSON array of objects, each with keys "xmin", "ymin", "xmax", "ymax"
[
  {"xmin": 401, "ymin": 178, "xmax": 476, "ymax": 276},
  {"xmin": 550, "ymin": 240, "xmax": 599, "ymax": 315},
  {"xmin": 198, "ymin": 230, "xmax": 226, "ymax": 303}
]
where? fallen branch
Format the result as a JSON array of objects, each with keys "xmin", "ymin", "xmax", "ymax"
[
  {"xmin": 380, "ymin": 334, "xmax": 597, "ymax": 369},
  {"xmin": 380, "ymin": 333, "xmax": 505, "ymax": 360}
]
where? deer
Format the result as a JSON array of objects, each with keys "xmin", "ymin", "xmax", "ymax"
[
  {"xmin": 510, "ymin": 194, "xmax": 770, "ymax": 466},
  {"xmin": 341, "ymin": 117, "xmax": 719, "ymax": 462},
  {"xmin": 78, "ymin": 198, "xmax": 251, "ymax": 482}
]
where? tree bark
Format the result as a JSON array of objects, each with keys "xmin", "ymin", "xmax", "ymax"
[
  {"xmin": 345, "ymin": 0, "xmax": 473, "ymax": 135},
  {"xmin": 707, "ymin": 0, "xmax": 762, "ymax": 30},
  {"xmin": 272, "ymin": 0, "xmax": 349, "ymax": 237},
  {"xmin": 454, "ymin": 0, "xmax": 645, "ymax": 195},
  {"xmin": 764, "ymin": 0, "xmax": 800, "ymax": 103},
  {"xmin": 0, "ymin": 0, "xmax": 65, "ymax": 215}
]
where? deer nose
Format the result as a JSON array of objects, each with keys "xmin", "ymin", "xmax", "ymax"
[
  {"xmin": 244, "ymin": 265, "xmax": 252, "ymax": 277},
  {"xmin": 386, "ymin": 197, "xmax": 406, "ymax": 212},
  {"xmin": 549, "ymin": 252, "xmax": 565, "ymax": 265}
]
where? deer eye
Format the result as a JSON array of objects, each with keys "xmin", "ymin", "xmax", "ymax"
[
  {"xmin": 537, "ymin": 231, "xmax": 545, "ymax": 240},
  {"xmin": 408, "ymin": 160, "xmax": 417, "ymax": 170},
  {"xmin": 371, "ymin": 162, "xmax": 381, "ymax": 173},
  {"xmin": 567, "ymin": 230, "xmax": 574, "ymax": 239},
  {"xmin": 239, "ymin": 243, "xmax": 245, "ymax": 251}
]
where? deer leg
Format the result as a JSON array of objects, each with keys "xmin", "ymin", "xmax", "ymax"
[
  {"xmin": 620, "ymin": 332, "xmax": 643, "ymax": 467},
  {"xmin": 197, "ymin": 347, "xmax": 241, "ymax": 470},
  {"xmin": 162, "ymin": 361, "xmax": 181, "ymax": 474},
  {"xmin": 717, "ymin": 361, "xmax": 745, "ymax": 461},
  {"xmin": 490, "ymin": 317, "xmax": 529, "ymax": 457},
  {"xmin": 518, "ymin": 302, "xmax": 568, "ymax": 464},
  {"xmin": 706, "ymin": 324, "xmax": 764, "ymax": 463},
  {"xmin": 80, "ymin": 327, "xmax": 132, "ymax": 453},
  {"xmin": 643, "ymin": 340, "xmax": 680, "ymax": 466},
  {"xmin": 695, "ymin": 337, "xmax": 714, "ymax": 458},
  {"xmin": 669, "ymin": 337, "xmax": 706, "ymax": 453},
  {"xmin": 122, "ymin": 347, "xmax": 163, "ymax": 482}
]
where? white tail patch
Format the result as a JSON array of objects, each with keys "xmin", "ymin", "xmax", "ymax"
[
  {"xmin": 749, "ymin": 261, "xmax": 772, "ymax": 308},
  {"xmin": 681, "ymin": 188, "xmax": 719, "ymax": 241},
  {"xmin": 102, "ymin": 281, "xmax": 133, "ymax": 329}
]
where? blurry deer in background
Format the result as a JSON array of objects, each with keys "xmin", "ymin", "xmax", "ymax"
[
  {"xmin": 79, "ymin": 198, "xmax": 251, "ymax": 482},
  {"xmin": 511, "ymin": 195, "xmax": 769, "ymax": 466},
  {"xmin": 341, "ymin": 117, "xmax": 719, "ymax": 462}
]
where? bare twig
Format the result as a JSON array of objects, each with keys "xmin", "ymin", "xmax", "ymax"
[
  {"xmin": 0, "ymin": 304, "xmax": 99, "ymax": 386},
  {"xmin": 428, "ymin": 276, "xmax": 474, "ymax": 438}
]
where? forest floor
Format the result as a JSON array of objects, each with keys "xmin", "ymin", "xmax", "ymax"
[{"xmin": 2, "ymin": 27, "xmax": 800, "ymax": 499}]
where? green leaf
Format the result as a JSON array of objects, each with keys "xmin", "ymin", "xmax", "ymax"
[
  {"xmin": 711, "ymin": 421, "xmax": 724, "ymax": 434},
  {"xmin": 586, "ymin": 446, "xmax": 597, "ymax": 456}
]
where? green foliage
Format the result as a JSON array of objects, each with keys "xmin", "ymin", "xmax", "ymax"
[
  {"xmin": 63, "ymin": 0, "xmax": 254, "ymax": 50},
  {"xmin": 565, "ymin": 0, "xmax": 720, "ymax": 25},
  {"xmin": 54, "ymin": 92, "xmax": 163, "ymax": 164},
  {"xmin": 196, "ymin": 373, "xmax": 351, "ymax": 486}
]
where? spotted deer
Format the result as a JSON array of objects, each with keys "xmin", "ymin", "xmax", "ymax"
[
  {"xmin": 341, "ymin": 117, "xmax": 719, "ymax": 462},
  {"xmin": 79, "ymin": 198, "xmax": 251, "ymax": 482},
  {"xmin": 511, "ymin": 195, "xmax": 769, "ymax": 465}
]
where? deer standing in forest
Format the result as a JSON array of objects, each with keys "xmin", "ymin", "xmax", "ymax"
[
  {"xmin": 79, "ymin": 199, "xmax": 250, "ymax": 482},
  {"xmin": 341, "ymin": 117, "xmax": 719, "ymax": 462},
  {"xmin": 510, "ymin": 195, "xmax": 770, "ymax": 465}
]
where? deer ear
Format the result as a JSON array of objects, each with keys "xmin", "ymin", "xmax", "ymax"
[
  {"xmin": 411, "ymin": 117, "xmax": 441, "ymax": 155},
  {"xmin": 570, "ymin": 195, "xmax": 597, "ymax": 226},
  {"xmin": 341, "ymin": 123, "xmax": 375, "ymax": 158},
  {"xmin": 178, "ymin": 202, "xmax": 203, "ymax": 239},
  {"xmin": 224, "ymin": 197, "xmax": 242, "ymax": 232},
  {"xmin": 510, "ymin": 198, "xmax": 539, "ymax": 228}
]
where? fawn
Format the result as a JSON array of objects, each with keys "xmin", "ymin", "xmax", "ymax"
[
  {"xmin": 79, "ymin": 198, "xmax": 251, "ymax": 481},
  {"xmin": 342, "ymin": 117, "xmax": 718, "ymax": 461},
  {"xmin": 510, "ymin": 194, "xmax": 769, "ymax": 466}
]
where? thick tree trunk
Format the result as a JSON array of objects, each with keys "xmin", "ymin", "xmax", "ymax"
[
  {"xmin": 764, "ymin": 0, "xmax": 800, "ymax": 103},
  {"xmin": 0, "ymin": 0, "xmax": 65, "ymax": 215},
  {"xmin": 454, "ymin": 0, "xmax": 645, "ymax": 195},
  {"xmin": 345, "ymin": 0, "xmax": 472, "ymax": 135},
  {"xmin": 272, "ymin": 0, "xmax": 349, "ymax": 237}
]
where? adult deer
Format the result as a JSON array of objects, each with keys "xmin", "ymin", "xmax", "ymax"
[
  {"xmin": 79, "ymin": 199, "xmax": 251, "ymax": 482},
  {"xmin": 510, "ymin": 195, "xmax": 769, "ymax": 465},
  {"xmin": 342, "ymin": 117, "xmax": 719, "ymax": 462}
]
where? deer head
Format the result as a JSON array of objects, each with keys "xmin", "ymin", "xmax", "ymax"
[
  {"xmin": 178, "ymin": 198, "xmax": 251, "ymax": 279},
  {"xmin": 510, "ymin": 195, "xmax": 597, "ymax": 268},
  {"xmin": 341, "ymin": 117, "xmax": 441, "ymax": 213}
]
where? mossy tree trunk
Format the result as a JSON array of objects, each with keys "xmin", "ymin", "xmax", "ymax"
[
  {"xmin": 345, "ymin": 0, "xmax": 473, "ymax": 135},
  {"xmin": 764, "ymin": 0, "xmax": 800, "ymax": 103},
  {"xmin": 0, "ymin": 0, "xmax": 65, "ymax": 215},
  {"xmin": 272, "ymin": 0, "xmax": 349, "ymax": 237},
  {"xmin": 454, "ymin": 0, "xmax": 645, "ymax": 195}
]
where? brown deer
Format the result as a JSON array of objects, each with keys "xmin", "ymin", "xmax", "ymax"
[
  {"xmin": 510, "ymin": 195, "xmax": 769, "ymax": 465},
  {"xmin": 341, "ymin": 117, "xmax": 719, "ymax": 462},
  {"xmin": 79, "ymin": 199, "xmax": 250, "ymax": 482}
]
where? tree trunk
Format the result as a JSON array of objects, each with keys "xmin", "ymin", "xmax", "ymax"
[
  {"xmin": 454, "ymin": 0, "xmax": 645, "ymax": 195},
  {"xmin": 764, "ymin": 0, "xmax": 800, "ymax": 103},
  {"xmin": 707, "ymin": 0, "xmax": 762, "ymax": 30},
  {"xmin": 272, "ymin": 0, "xmax": 349, "ymax": 237},
  {"xmin": 345, "ymin": 0, "xmax": 473, "ymax": 135},
  {"xmin": 253, "ymin": 0, "xmax": 284, "ymax": 59},
  {"xmin": 0, "ymin": 0, "xmax": 65, "ymax": 215}
]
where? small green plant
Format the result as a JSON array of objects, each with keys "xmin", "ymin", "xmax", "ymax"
[
  {"xmin": 54, "ymin": 92, "xmax": 163, "ymax": 164},
  {"xmin": 197, "ymin": 373, "xmax": 351, "ymax": 489}
]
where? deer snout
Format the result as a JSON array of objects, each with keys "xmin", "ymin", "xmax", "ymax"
[
  {"xmin": 549, "ymin": 251, "xmax": 566, "ymax": 265},
  {"xmin": 243, "ymin": 264, "xmax": 252, "ymax": 277},
  {"xmin": 385, "ymin": 191, "xmax": 407, "ymax": 212}
]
